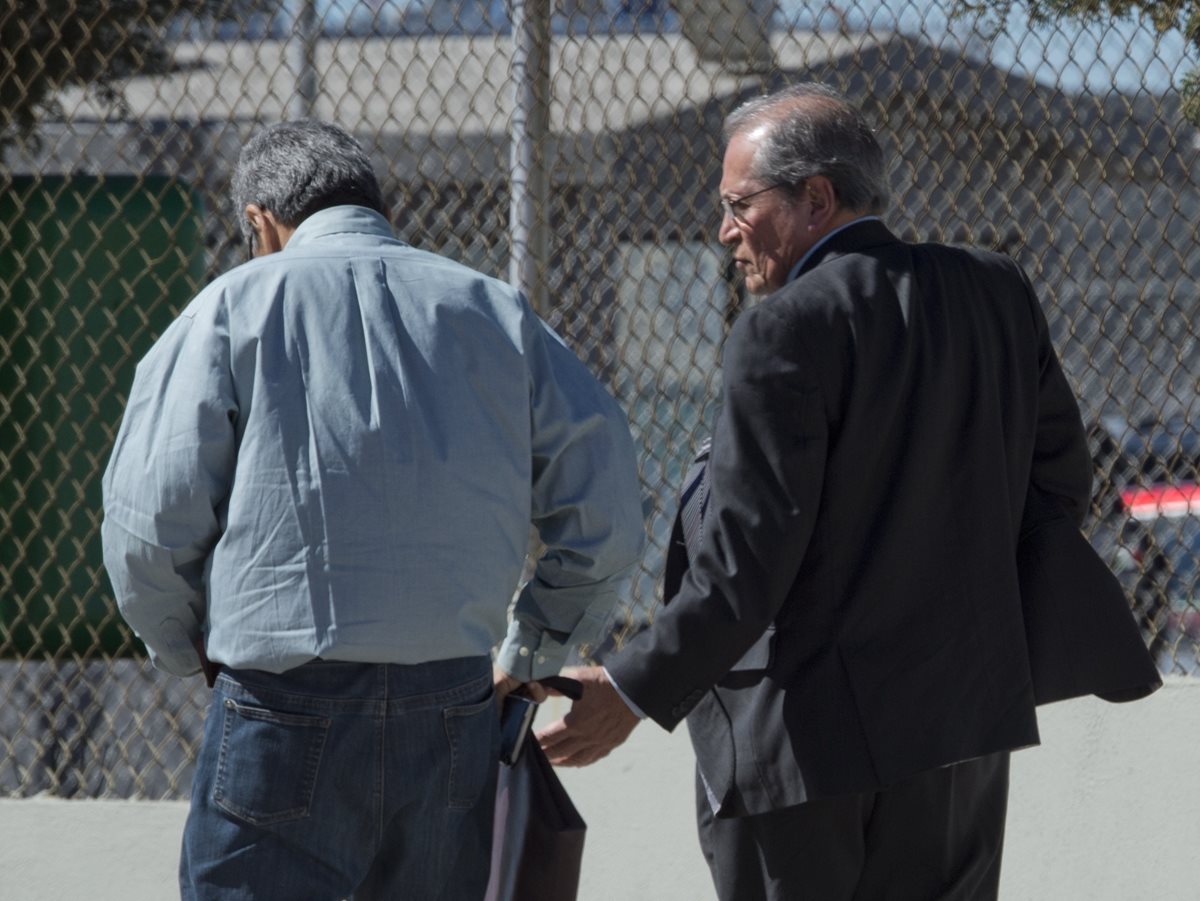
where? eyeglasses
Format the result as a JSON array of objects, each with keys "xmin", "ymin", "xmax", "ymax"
[{"xmin": 719, "ymin": 183, "xmax": 786, "ymax": 224}]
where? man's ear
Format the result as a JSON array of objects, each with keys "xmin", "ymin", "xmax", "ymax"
[
  {"xmin": 244, "ymin": 204, "xmax": 287, "ymax": 256},
  {"xmin": 804, "ymin": 176, "xmax": 840, "ymax": 231}
]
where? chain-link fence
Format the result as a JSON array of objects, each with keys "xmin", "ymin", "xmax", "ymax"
[{"xmin": 1, "ymin": 0, "xmax": 1197, "ymax": 799}]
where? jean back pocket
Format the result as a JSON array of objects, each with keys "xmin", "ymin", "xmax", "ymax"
[{"xmin": 214, "ymin": 698, "xmax": 331, "ymax": 826}]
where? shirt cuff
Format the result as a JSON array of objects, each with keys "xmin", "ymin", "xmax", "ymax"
[
  {"xmin": 495, "ymin": 619, "xmax": 571, "ymax": 682},
  {"xmin": 603, "ymin": 665, "xmax": 647, "ymax": 719}
]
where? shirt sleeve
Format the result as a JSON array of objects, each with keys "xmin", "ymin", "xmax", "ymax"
[
  {"xmin": 100, "ymin": 295, "xmax": 237, "ymax": 677},
  {"xmin": 494, "ymin": 318, "xmax": 646, "ymax": 682}
]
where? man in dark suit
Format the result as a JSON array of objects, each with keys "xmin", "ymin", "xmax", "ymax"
[{"xmin": 537, "ymin": 82, "xmax": 1097, "ymax": 899}]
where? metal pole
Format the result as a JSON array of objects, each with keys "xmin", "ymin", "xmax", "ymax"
[
  {"xmin": 509, "ymin": 0, "xmax": 551, "ymax": 315},
  {"xmin": 288, "ymin": 0, "xmax": 319, "ymax": 121}
]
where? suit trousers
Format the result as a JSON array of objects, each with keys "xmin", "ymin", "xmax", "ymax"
[{"xmin": 696, "ymin": 750, "xmax": 1011, "ymax": 901}]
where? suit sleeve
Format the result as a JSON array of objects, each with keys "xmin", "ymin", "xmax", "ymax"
[
  {"xmin": 1018, "ymin": 265, "xmax": 1092, "ymax": 524},
  {"xmin": 606, "ymin": 303, "xmax": 828, "ymax": 730}
]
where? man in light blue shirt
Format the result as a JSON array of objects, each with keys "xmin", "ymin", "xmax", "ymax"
[{"xmin": 101, "ymin": 119, "xmax": 644, "ymax": 900}]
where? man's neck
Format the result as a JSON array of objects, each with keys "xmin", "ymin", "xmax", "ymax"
[{"xmin": 786, "ymin": 213, "xmax": 880, "ymax": 284}]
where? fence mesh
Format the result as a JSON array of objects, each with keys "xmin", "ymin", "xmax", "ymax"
[{"xmin": 1, "ymin": 0, "xmax": 1197, "ymax": 798}]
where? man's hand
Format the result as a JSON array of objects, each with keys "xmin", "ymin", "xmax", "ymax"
[
  {"xmin": 535, "ymin": 665, "xmax": 640, "ymax": 766},
  {"xmin": 493, "ymin": 665, "xmax": 548, "ymax": 712},
  {"xmin": 194, "ymin": 638, "xmax": 220, "ymax": 688}
]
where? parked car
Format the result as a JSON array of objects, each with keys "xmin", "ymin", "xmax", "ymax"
[
  {"xmin": 1091, "ymin": 415, "xmax": 1200, "ymax": 674},
  {"xmin": 1091, "ymin": 413, "xmax": 1200, "ymax": 500},
  {"xmin": 1109, "ymin": 484, "xmax": 1200, "ymax": 673}
]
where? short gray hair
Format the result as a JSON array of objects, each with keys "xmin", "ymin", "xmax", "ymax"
[
  {"xmin": 723, "ymin": 83, "xmax": 889, "ymax": 215},
  {"xmin": 232, "ymin": 120, "xmax": 386, "ymax": 241}
]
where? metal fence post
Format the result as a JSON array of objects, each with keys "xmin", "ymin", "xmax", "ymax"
[
  {"xmin": 289, "ymin": 0, "xmax": 319, "ymax": 121},
  {"xmin": 509, "ymin": 0, "xmax": 551, "ymax": 316}
]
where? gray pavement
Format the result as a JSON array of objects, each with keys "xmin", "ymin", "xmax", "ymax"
[{"xmin": 0, "ymin": 708, "xmax": 712, "ymax": 901}]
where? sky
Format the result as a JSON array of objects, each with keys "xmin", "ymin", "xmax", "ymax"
[
  {"xmin": 775, "ymin": 0, "xmax": 1190, "ymax": 96},
  {"xmin": 289, "ymin": 0, "xmax": 1192, "ymax": 97}
]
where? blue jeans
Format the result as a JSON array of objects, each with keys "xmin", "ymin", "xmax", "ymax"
[{"xmin": 180, "ymin": 656, "xmax": 499, "ymax": 901}]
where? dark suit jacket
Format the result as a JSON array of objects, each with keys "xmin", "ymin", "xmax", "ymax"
[
  {"xmin": 1019, "ymin": 486, "xmax": 1159, "ymax": 706},
  {"xmin": 607, "ymin": 220, "xmax": 1105, "ymax": 817}
]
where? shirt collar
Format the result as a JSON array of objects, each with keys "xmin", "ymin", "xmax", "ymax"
[
  {"xmin": 284, "ymin": 205, "xmax": 396, "ymax": 249},
  {"xmin": 785, "ymin": 215, "xmax": 881, "ymax": 284}
]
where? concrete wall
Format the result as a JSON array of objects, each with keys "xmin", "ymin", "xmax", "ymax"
[{"xmin": 1, "ymin": 679, "xmax": 1196, "ymax": 900}]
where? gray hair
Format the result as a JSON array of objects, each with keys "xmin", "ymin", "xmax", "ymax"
[
  {"xmin": 232, "ymin": 120, "xmax": 386, "ymax": 241},
  {"xmin": 723, "ymin": 83, "xmax": 889, "ymax": 215}
]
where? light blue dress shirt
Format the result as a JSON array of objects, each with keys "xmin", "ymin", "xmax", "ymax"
[{"xmin": 101, "ymin": 206, "xmax": 645, "ymax": 681}]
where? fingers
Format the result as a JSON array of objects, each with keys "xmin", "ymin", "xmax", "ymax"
[
  {"xmin": 492, "ymin": 667, "xmax": 522, "ymax": 711},
  {"xmin": 492, "ymin": 666, "xmax": 551, "ymax": 705},
  {"xmin": 493, "ymin": 665, "xmax": 624, "ymax": 747},
  {"xmin": 532, "ymin": 672, "xmax": 640, "ymax": 767},
  {"xmin": 522, "ymin": 681, "xmax": 550, "ymax": 703},
  {"xmin": 536, "ymin": 715, "xmax": 614, "ymax": 767},
  {"xmin": 560, "ymin": 664, "xmax": 604, "ymax": 685}
]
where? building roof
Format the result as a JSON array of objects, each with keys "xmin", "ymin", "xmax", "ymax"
[{"xmin": 51, "ymin": 30, "xmax": 871, "ymax": 136}]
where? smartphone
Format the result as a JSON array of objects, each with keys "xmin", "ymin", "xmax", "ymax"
[{"xmin": 498, "ymin": 693, "xmax": 538, "ymax": 766}]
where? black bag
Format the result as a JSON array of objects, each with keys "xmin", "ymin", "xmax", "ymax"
[{"xmin": 485, "ymin": 677, "xmax": 587, "ymax": 901}]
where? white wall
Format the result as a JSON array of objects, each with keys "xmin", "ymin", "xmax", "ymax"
[{"xmin": 1, "ymin": 680, "xmax": 1196, "ymax": 901}]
